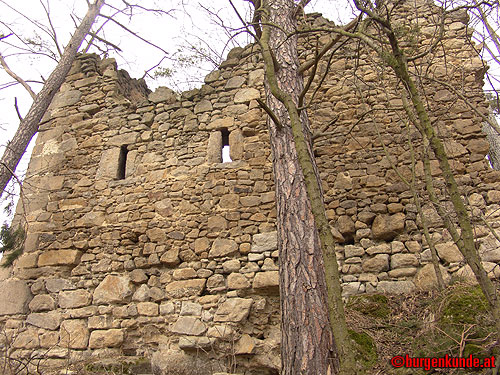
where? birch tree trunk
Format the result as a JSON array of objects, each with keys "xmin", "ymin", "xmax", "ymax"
[{"xmin": 0, "ymin": 0, "xmax": 105, "ymax": 195}]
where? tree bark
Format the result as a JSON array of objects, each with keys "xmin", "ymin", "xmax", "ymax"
[
  {"xmin": 260, "ymin": 1, "xmax": 342, "ymax": 373},
  {"xmin": 484, "ymin": 115, "xmax": 500, "ymax": 170},
  {"xmin": 0, "ymin": 0, "xmax": 105, "ymax": 195}
]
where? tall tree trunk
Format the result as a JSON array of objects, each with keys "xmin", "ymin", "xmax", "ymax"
[
  {"xmin": 484, "ymin": 115, "xmax": 500, "ymax": 170},
  {"xmin": 260, "ymin": 1, "xmax": 345, "ymax": 373},
  {"xmin": 0, "ymin": 0, "xmax": 105, "ymax": 195}
]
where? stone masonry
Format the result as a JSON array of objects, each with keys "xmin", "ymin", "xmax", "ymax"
[{"xmin": 0, "ymin": 1, "xmax": 500, "ymax": 374}]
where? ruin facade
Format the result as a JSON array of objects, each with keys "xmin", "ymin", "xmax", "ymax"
[{"xmin": 0, "ymin": 1, "xmax": 500, "ymax": 373}]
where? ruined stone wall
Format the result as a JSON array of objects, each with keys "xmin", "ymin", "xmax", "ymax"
[{"xmin": 0, "ymin": 1, "xmax": 499, "ymax": 374}]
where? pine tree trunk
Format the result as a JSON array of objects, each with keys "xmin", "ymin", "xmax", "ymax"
[
  {"xmin": 262, "ymin": 1, "xmax": 339, "ymax": 373},
  {"xmin": 484, "ymin": 115, "xmax": 500, "ymax": 170},
  {"xmin": 0, "ymin": 0, "xmax": 105, "ymax": 195}
]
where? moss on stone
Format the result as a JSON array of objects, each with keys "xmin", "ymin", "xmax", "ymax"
[{"xmin": 349, "ymin": 329, "xmax": 377, "ymax": 369}]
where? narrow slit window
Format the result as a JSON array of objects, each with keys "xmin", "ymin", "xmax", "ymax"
[
  {"xmin": 221, "ymin": 128, "xmax": 232, "ymax": 163},
  {"xmin": 117, "ymin": 145, "xmax": 128, "ymax": 179}
]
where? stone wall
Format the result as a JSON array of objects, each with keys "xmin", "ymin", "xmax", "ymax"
[{"xmin": 0, "ymin": 1, "xmax": 499, "ymax": 374}]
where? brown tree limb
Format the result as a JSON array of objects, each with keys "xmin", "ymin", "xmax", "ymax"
[
  {"xmin": 0, "ymin": 0, "xmax": 105, "ymax": 196},
  {"xmin": 0, "ymin": 54, "xmax": 36, "ymax": 99}
]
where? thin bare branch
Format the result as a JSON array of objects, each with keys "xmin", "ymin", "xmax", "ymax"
[
  {"xmin": 0, "ymin": 54, "xmax": 37, "ymax": 99},
  {"xmin": 98, "ymin": 13, "xmax": 170, "ymax": 56}
]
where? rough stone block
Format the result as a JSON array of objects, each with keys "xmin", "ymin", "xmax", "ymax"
[
  {"xmin": 59, "ymin": 289, "xmax": 91, "ymax": 309},
  {"xmin": 252, "ymin": 271, "xmax": 279, "ymax": 291},
  {"xmin": 377, "ymin": 280, "xmax": 415, "ymax": 294},
  {"xmin": 214, "ymin": 298, "xmax": 253, "ymax": 322},
  {"xmin": 89, "ymin": 329, "xmax": 124, "ymax": 348},
  {"xmin": 362, "ymin": 254, "xmax": 389, "ymax": 273},
  {"xmin": 27, "ymin": 312, "xmax": 62, "ymax": 330},
  {"xmin": 414, "ymin": 264, "xmax": 451, "ymax": 291},
  {"xmin": 165, "ymin": 279, "xmax": 206, "ymax": 298},
  {"xmin": 227, "ymin": 273, "xmax": 250, "ymax": 290},
  {"xmin": 60, "ymin": 319, "xmax": 89, "ymax": 349},
  {"xmin": 251, "ymin": 232, "xmax": 277, "ymax": 253},
  {"xmin": 390, "ymin": 253, "xmax": 419, "ymax": 269},
  {"xmin": 234, "ymin": 88, "xmax": 260, "ymax": 103},
  {"xmin": 93, "ymin": 275, "xmax": 132, "ymax": 304},
  {"xmin": 29, "ymin": 294, "xmax": 56, "ymax": 312},
  {"xmin": 209, "ymin": 238, "xmax": 238, "ymax": 258},
  {"xmin": 38, "ymin": 250, "xmax": 82, "ymax": 266},
  {"xmin": 171, "ymin": 316, "xmax": 206, "ymax": 336},
  {"xmin": 0, "ymin": 279, "xmax": 32, "ymax": 315},
  {"xmin": 436, "ymin": 242, "xmax": 464, "ymax": 263},
  {"xmin": 372, "ymin": 213, "xmax": 405, "ymax": 240}
]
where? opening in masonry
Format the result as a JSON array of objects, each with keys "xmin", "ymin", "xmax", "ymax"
[
  {"xmin": 117, "ymin": 145, "xmax": 128, "ymax": 179},
  {"xmin": 221, "ymin": 128, "xmax": 232, "ymax": 163}
]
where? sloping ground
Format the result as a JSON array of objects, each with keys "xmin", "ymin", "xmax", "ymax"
[{"xmin": 347, "ymin": 282, "xmax": 498, "ymax": 375}]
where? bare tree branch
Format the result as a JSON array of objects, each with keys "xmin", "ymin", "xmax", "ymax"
[{"xmin": 0, "ymin": 54, "xmax": 37, "ymax": 99}]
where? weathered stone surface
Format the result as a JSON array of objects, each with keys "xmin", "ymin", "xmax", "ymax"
[
  {"xmin": 209, "ymin": 238, "xmax": 238, "ymax": 258},
  {"xmin": 208, "ymin": 215, "xmax": 228, "ymax": 231},
  {"xmin": 51, "ymin": 90, "xmax": 82, "ymax": 108},
  {"xmin": 93, "ymin": 275, "xmax": 132, "ymax": 304},
  {"xmin": 0, "ymin": 279, "xmax": 32, "ymax": 315},
  {"xmin": 366, "ymin": 243, "xmax": 391, "ymax": 255},
  {"xmin": 29, "ymin": 294, "xmax": 56, "ymax": 312},
  {"xmin": 46, "ymin": 278, "xmax": 74, "ymax": 293},
  {"xmin": 214, "ymin": 298, "xmax": 253, "ymax": 322},
  {"xmin": 148, "ymin": 86, "xmax": 177, "ymax": 104},
  {"xmin": 390, "ymin": 253, "xmax": 418, "ymax": 269},
  {"xmin": 173, "ymin": 267, "xmax": 197, "ymax": 280},
  {"xmin": 129, "ymin": 269, "xmax": 148, "ymax": 283},
  {"xmin": 229, "ymin": 128, "xmax": 244, "ymax": 160},
  {"xmin": 252, "ymin": 271, "xmax": 279, "ymax": 291},
  {"xmin": 137, "ymin": 302, "xmax": 159, "ymax": 316},
  {"xmin": 146, "ymin": 228, "xmax": 167, "ymax": 242},
  {"xmin": 207, "ymin": 324, "xmax": 236, "ymax": 340},
  {"xmin": 372, "ymin": 213, "xmax": 405, "ymax": 240},
  {"xmin": 388, "ymin": 267, "xmax": 417, "ymax": 277},
  {"xmin": 194, "ymin": 99, "xmax": 213, "ymax": 113},
  {"xmin": 337, "ymin": 216, "xmax": 355, "ymax": 238},
  {"xmin": 171, "ymin": 316, "xmax": 206, "ymax": 336},
  {"xmin": 60, "ymin": 319, "xmax": 89, "ymax": 349},
  {"xmin": 342, "ymin": 282, "xmax": 365, "ymax": 296},
  {"xmin": 251, "ymin": 231, "xmax": 277, "ymax": 253},
  {"xmin": 207, "ymin": 117, "xmax": 234, "ymax": 131},
  {"xmin": 27, "ymin": 312, "xmax": 62, "ymax": 330},
  {"xmin": 362, "ymin": 254, "xmax": 389, "ymax": 273},
  {"xmin": 436, "ymin": 242, "xmax": 464, "ymax": 263},
  {"xmin": 479, "ymin": 235, "xmax": 500, "ymax": 262},
  {"xmin": 207, "ymin": 131, "xmax": 223, "ymax": 163},
  {"xmin": 344, "ymin": 245, "xmax": 365, "ymax": 258},
  {"xmin": 225, "ymin": 76, "xmax": 246, "ymax": 89},
  {"xmin": 38, "ymin": 250, "xmax": 82, "ymax": 266},
  {"xmin": 235, "ymin": 334, "xmax": 255, "ymax": 354},
  {"xmin": 89, "ymin": 329, "xmax": 124, "ymax": 348},
  {"xmin": 377, "ymin": 280, "xmax": 415, "ymax": 294},
  {"xmin": 151, "ymin": 349, "xmax": 209, "ymax": 375},
  {"xmin": 414, "ymin": 264, "xmax": 451, "ymax": 290},
  {"xmin": 180, "ymin": 301, "xmax": 202, "ymax": 317},
  {"xmin": 59, "ymin": 289, "xmax": 91, "ymax": 308},
  {"xmin": 222, "ymin": 259, "xmax": 240, "ymax": 273},
  {"xmin": 160, "ymin": 248, "xmax": 180, "ymax": 266},
  {"xmin": 178, "ymin": 336, "xmax": 215, "ymax": 350},
  {"xmin": 165, "ymin": 279, "xmax": 206, "ymax": 298},
  {"xmin": 228, "ymin": 273, "xmax": 250, "ymax": 289},
  {"xmin": 234, "ymin": 88, "xmax": 260, "ymax": 103}
]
